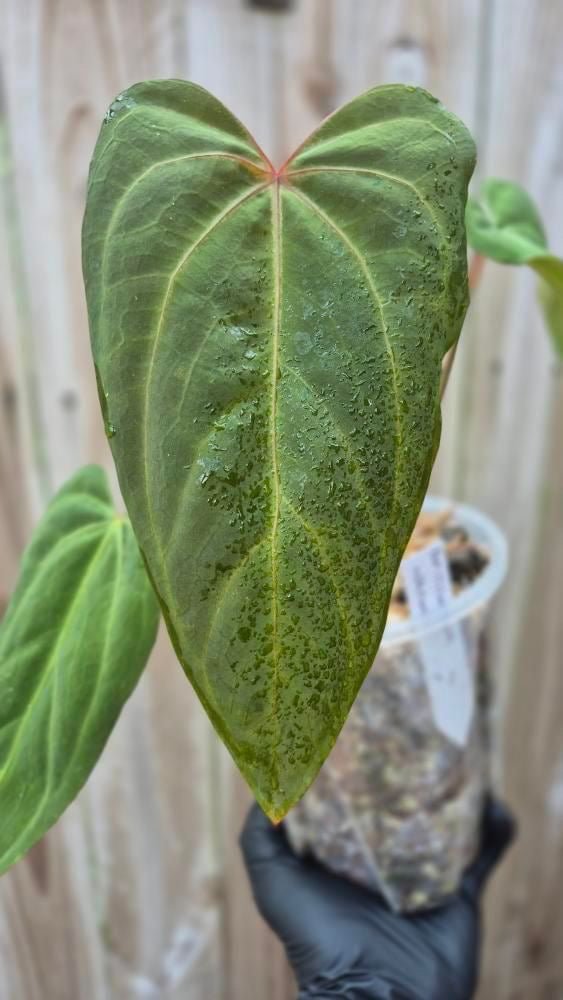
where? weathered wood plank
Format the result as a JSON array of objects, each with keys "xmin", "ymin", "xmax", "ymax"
[
  {"xmin": 0, "ymin": 2, "xmax": 225, "ymax": 998},
  {"xmin": 1, "ymin": 1, "xmax": 563, "ymax": 998},
  {"xmin": 0, "ymin": 84, "xmax": 46, "ymax": 539},
  {"xmin": 180, "ymin": 4, "xmax": 307, "ymax": 995},
  {"xmin": 450, "ymin": 2, "xmax": 563, "ymax": 997}
]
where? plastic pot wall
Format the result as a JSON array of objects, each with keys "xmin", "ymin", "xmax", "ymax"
[{"xmin": 285, "ymin": 498, "xmax": 508, "ymax": 912}]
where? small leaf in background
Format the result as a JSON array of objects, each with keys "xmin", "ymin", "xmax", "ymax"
[
  {"xmin": 466, "ymin": 177, "xmax": 563, "ymax": 358},
  {"xmin": 83, "ymin": 80, "xmax": 475, "ymax": 819},
  {"xmin": 466, "ymin": 177, "xmax": 548, "ymax": 263},
  {"xmin": 0, "ymin": 465, "xmax": 159, "ymax": 875}
]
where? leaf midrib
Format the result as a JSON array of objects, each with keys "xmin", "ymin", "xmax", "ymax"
[
  {"xmin": 269, "ymin": 179, "xmax": 282, "ymax": 767},
  {"xmin": 123, "ymin": 172, "xmax": 402, "ymax": 676},
  {"xmin": 45, "ymin": 522, "xmax": 124, "ymax": 800},
  {"xmin": 101, "ymin": 147, "xmax": 451, "ymax": 755}
]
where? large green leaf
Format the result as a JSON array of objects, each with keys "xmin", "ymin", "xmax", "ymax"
[
  {"xmin": 83, "ymin": 80, "xmax": 475, "ymax": 819},
  {"xmin": 0, "ymin": 466, "xmax": 159, "ymax": 873},
  {"xmin": 466, "ymin": 178, "xmax": 563, "ymax": 357}
]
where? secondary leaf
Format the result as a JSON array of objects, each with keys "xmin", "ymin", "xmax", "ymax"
[
  {"xmin": 465, "ymin": 177, "xmax": 548, "ymax": 263},
  {"xmin": 466, "ymin": 177, "xmax": 563, "ymax": 357},
  {"xmin": 83, "ymin": 80, "xmax": 475, "ymax": 819},
  {"xmin": 0, "ymin": 465, "xmax": 159, "ymax": 874},
  {"xmin": 539, "ymin": 279, "xmax": 563, "ymax": 357}
]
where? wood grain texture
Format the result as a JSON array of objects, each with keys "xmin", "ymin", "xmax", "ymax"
[
  {"xmin": 0, "ymin": 1, "xmax": 562, "ymax": 998},
  {"xmin": 460, "ymin": 3, "xmax": 563, "ymax": 997}
]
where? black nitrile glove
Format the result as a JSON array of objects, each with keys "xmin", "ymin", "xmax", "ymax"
[{"xmin": 240, "ymin": 798, "xmax": 515, "ymax": 1000}]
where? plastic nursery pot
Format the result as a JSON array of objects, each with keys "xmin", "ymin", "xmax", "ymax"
[{"xmin": 285, "ymin": 497, "xmax": 508, "ymax": 913}]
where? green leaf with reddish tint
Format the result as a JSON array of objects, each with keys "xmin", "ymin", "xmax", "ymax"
[{"xmin": 83, "ymin": 80, "xmax": 475, "ymax": 819}]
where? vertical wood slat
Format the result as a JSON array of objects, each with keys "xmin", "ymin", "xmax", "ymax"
[
  {"xmin": 1, "ymin": 2, "xmax": 563, "ymax": 998},
  {"xmin": 462, "ymin": 3, "xmax": 563, "ymax": 997},
  {"xmin": 0, "ymin": 3, "xmax": 225, "ymax": 999},
  {"xmin": 0, "ymin": 78, "xmax": 45, "ymax": 548}
]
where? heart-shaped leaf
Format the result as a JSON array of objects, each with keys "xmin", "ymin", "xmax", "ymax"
[
  {"xmin": 466, "ymin": 178, "xmax": 563, "ymax": 357},
  {"xmin": 83, "ymin": 80, "xmax": 475, "ymax": 819},
  {"xmin": 0, "ymin": 466, "xmax": 159, "ymax": 873}
]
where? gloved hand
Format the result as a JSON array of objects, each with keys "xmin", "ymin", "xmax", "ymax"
[{"xmin": 240, "ymin": 797, "xmax": 515, "ymax": 1000}]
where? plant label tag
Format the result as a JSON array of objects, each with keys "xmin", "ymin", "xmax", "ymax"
[{"xmin": 402, "ymin": 539, "xmax": 474, "ymax": 746}]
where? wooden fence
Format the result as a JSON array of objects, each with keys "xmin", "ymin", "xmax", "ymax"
[{"xmin": 1, "ymin": 1, "xmax": 562, "ymax": 997}]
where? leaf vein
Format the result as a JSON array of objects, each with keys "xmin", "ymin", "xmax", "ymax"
[
  {"xmin": 283, "ymin": 363, "xmax": 381, "ymax": 542},
  {"xmin": 287, "ymin": 186, "xmax": 402, "ymax": 550},
  {"xmin": 269, "ymin": 181, "xmax": 282, "ymax": 772},
  {"xmin": 163, "ymin": 387, "xmax": 266, "ymax": 556},
  {"xmin": 199, "ymin": 535, "xmax": 271, "ymax": 674},
  {"xmin": 286, "ymin": 164, "xmax": 445, "ymax": 256},
  {"xmin": 0, "ymin": 522, "xmax": 109, "ymax": 639},
  {"xmin": 0, "ymin": 524, "xmax": 119, "ymax": 782},
  {"xmin": 142, "ymin": 182, "xmax": 269, "ymax": 602},
  {"xmin": 52, "ymin": 522, "xmax": 125, "ymax": 783},
  {"xmin": 281, "ymin": 496, "xmax": 353, "ymax": 666},
  {"xmin": 285, "ymin": 114, "xmax": 456, "ymax": 170}
]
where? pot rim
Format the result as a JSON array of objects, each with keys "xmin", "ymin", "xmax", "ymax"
[{"xmin": 380, "ymin": 495, "xmax": 508, "ymax": 648}]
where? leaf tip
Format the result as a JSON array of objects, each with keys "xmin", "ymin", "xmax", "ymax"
[{"xmin": 260, "ymin": 798, "xmax": 291, "ymax": 825}]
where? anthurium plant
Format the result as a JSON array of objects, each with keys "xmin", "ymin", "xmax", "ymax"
[
  {"xmin": 466, "ymin": 178, "xmax": 563, "ymax": 356},
  {"xmin": 83, "ymin": 80, "xmax": 475, "ymax": 823},
  {"xmin": 1, "ymin": 79, "xmax": 555, "ymax": 876}
]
